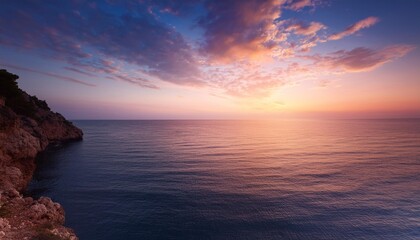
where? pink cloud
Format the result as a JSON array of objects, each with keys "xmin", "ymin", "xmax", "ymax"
[
  {"xmin": 328, "ymin": 17, "xmax": 379, "ymax": 40},
  {"xmin": 212, "ymin": 44, "xmax": 414, "ymax": 98},
  {"xmin": 205, "ymin": 61, "xmax": 314, "ymax": 98},
  {"xmin": 223, "ymin": 71, "xmax": 284, "ymax": 98},
  {"xmin": 279, "ymin": 19, "xmax": 326, "ymax": 36},
  {"xmin": 286, "ymin": 0, "xmax": 314, "ymax": 11},
  {"xmin": 311, "ymin": 45, "xmax": 415, "ymax": 72},
  {"xmin": 274, "ymin": 19, "xmax": 326, "ymax": 53},
  {"xmin": 286, "ymin": 21, "xmax": 326, "ymax": 36}
]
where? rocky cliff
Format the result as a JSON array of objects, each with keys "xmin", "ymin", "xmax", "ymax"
[{"xmin": 0, "ymin": 69, "xmax": 82, "ymax": 240}]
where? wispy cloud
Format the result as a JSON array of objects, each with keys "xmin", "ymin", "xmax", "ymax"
[
  {"xmin": 63, "ymin": 67, "xmax": 96, "ymax": 77},
  {"xmin": 328, "ymin": 17, "xmax": 379, "ymax": 41},
  {"xmin": 285, "ymin": 0, "xmax": 315, "ymax": 11},
  {"xmin": 308, "ymin": 45, "xmax": 415, "ymax": 72},
  {"xmin": 283, "ymin": 21, "xmax": 326, "ymax": 36},
  {"xmin": 0, "ymin": 63, "xmax": 95, "ymax": 87},
  {"xmin": 108, "ymin": 74, "xmax": 159, "ymax": 89}
]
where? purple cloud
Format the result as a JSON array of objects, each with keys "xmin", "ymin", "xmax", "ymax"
[
  {"xmin": 0, "ymin": 63, "xmax": 95, "ymax": 87},
  {"xmin": 310, "ymin": 45, "xmax": 415, "ymax": 72},
  {"xmin": 0, "ymin": 0, "xmax": 201, "ymax": 87},
  {"xmin": 198, "ymin": 0, "xmax": 284, "ymax": 62}
]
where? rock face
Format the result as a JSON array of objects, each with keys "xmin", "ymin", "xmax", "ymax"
[{"xmin": 0, "ymin": 69, "xmax": 82, "ymax": 240}]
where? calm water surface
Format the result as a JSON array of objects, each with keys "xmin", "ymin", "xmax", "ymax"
[{"xmin": 28, "ymin": 120, "xmax": 420, "ymax": 239}]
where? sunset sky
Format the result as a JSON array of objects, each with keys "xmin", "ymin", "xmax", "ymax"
[{"xmin": 1, "ymin": 0, "xmax": 419, "ymax": 119}]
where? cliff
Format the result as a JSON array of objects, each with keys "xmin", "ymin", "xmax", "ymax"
[{"xmin": 0, "ymin": 69, "xmax": 82, "ymax": 240}]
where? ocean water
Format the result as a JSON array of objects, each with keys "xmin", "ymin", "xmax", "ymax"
[{"xmin": 28, "ymin": 120, "xmax": 420, "ymax": 240}]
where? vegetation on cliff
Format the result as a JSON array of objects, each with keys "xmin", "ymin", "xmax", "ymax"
[
  {"xmin": 0, "ymin": 69, "xmax": 82, "ymax": 240},
  {"xmin": 0, "ymin": 70, "xmax": 51, "ymax": 118}
]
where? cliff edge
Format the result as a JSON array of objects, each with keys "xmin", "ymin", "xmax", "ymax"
[{"xmin": 0, "ymin": 69, "xmax": 82, "ymax": 240}]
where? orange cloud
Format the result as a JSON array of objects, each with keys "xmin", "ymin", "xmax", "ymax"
[{"xmin": 328, "ymin": 17, "xmax": 379, "ymax": 40}]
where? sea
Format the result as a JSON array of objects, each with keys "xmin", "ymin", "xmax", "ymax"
[{"xmin": 27, "ymin": 119, "xmax": 420, "ymax": 240}]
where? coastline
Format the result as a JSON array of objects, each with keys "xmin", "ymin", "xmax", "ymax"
[{"xmin": 0, "ymin": 70, "xmax": 82, "ymax": 240}]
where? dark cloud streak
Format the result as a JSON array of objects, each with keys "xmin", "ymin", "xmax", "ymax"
[{"xmin": 1, "ymin": 63, "xmax": 96, "ymax": 87}]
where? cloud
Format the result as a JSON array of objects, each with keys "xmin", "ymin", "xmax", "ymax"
[
  {"xmin": 285, "ymin": 0, "xmax": 314, "ymax": 11},
  {"xmin": 0, "ymin": 63, "xmax": 96, "ymax": 87},
  {"xmin": 199, "ymin": 0, "xmax": 286, "ymax": 62},
  {"xmin": 2, "ymin": 0, "xmax": 320, "ymax": 95},
  {"xmin": 328, "ymin": 17, "xmax": 379, "ymax": 40},
  {"xmin": 289, "ymin": 22, "xmax": 326, "ymax": 35},
  {"xmin": 0, "ymin": 0, "xmax": 201, "ymax": 87},
  {"xmin": 214, "ymin": 69, "xmax": 285, "ymax": 98},
  {"xmin": 310, "ymin": 45, "xmax": 415, "ymax": 72},
  {"xmin": 63, "ymin": 67, "xmax": 96, "ymax": 77},
  {"xmin": 278, "ymin": 19, "xmax": 326, "ymax": 36},
  {"xmin": 0, "ymin": 1, "xmax": 413, "ymax": 100},
  {"xmin": 270, "ymin": 19, "xmax": 327, "ymax": 54},
  {"xmin": 204, "ymin": 61, "xmax": 313, "ymax": 98},
  {"xmin": 108, "ymin": 74, "xmax": 159, "ymax": 89},
  {"xmin": 197, "ymin": 0, "xmax": 328, "ymax": 63}
]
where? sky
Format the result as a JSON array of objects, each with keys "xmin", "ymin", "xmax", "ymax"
[{"xmin": 0, "ymin": 0, "xmax": 419, "ymax": 119}]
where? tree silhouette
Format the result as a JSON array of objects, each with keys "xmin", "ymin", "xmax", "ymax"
[
  {"xmin": 0, "ymin": 69, "xmax": 20, "ymax": 98},
  {"xmin": 0, "ymin": 69, "xmax": 36, "ymax": 117}
]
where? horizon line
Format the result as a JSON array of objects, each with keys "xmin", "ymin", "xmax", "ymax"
[{"xmin": 70, "ymin": 117, "xmax": 420, "ymax": 121}]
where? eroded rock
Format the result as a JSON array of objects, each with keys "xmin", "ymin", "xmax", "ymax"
[{"xmin": 0, "ymin": 69, "xmax": 82, "ymax": 239}]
